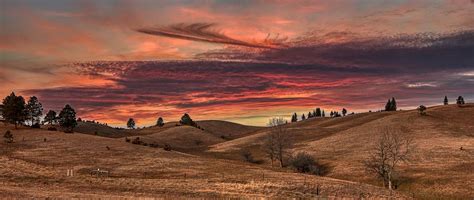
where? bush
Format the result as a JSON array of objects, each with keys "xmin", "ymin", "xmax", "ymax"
[
  {"xmin": 31, "ymin": 123, "xmax": 41, "ymax": 128},
  {"xmin": 289, "ymin": 152, "xmax": 329, "ymax": 176},
  {"xmin": 240, "ymin": 149, "xmax": 254, "ymax": 162},
  {"xmin": 194, "ymin": 140, "xmax": 203, "ymax": 145},
  {"xmin": 125, "ymin": 137, "xmax": 131, "ymax": 143},
  {"xmin": 47, "ymin": 127, "xmax": 57, "ymax": 131},
  {"xmin": 132, "ymin": 137, "xmax": 141, "ymax": 144},
  {"xmin": 4, "ymin": 130, "xmax": 13, "ymax": 143},
  {"xmin": 163, "ymin": 144, "xmax": 172, "ymax": 151}
]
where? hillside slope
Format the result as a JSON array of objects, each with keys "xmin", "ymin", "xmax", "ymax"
[
  {"xmin": 0, "ymin": 125, "xmax": 401, "ymax": 198},
  {"xmin": 208, "ymin": 104, "xmax": 474, "ymax": 199}
]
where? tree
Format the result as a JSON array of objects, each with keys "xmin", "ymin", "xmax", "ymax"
[
  {"xmin": 456, "ymin": 96, "xmax": 465, "ymax": 105},
  {"xmin": 156, "ymin": 117, "xmax": 164, "ymax": 127},
  {"xmin": 301, "ymin": 114, "xmax": 306, "ymax": 120},
  {"xmin": 291, "ymin": 113, "xmax": 298, "ymax": 122},
  {"xmin": 263, "ymin": 117, "xmax": 292, "ymax": 168},
  {"xmin": 330, "ymin": 111, "xmax": 334, "ymax": 117},
  {"xmin": 417, "ymin": 105, "xmax": 427, "ymax": 115},
  {"xmin": 44, "ymin": 110, "xmax": 57, "ymax": 125},
  {"xmin": 25, "ymin": 96, "xmax": 43, "ymax": 126},
  {"xmin": 364, "ymin": 128, "xmax": 415, "ymax": 190},
  {"xmin": 180, "ymin": 113, "xmax": 197, "ymax": 126},
  {"xmin": 4, "ymin": 130, "xmax": 13, "ymax": 143},
  {"xmin": 2, "ymin": 92, "xmax": 26, "ymax": 128},
  {"xmin": 58, "ymin": 104, "xmax": 77, "ymax": 133},
  {"xmin": 308, "ymin": 112, "xmax": 312, "ymax": 118},
  {"xmin": 390, "ymin": 97, "xmax": 397, "ymax": 111},
  {"xmin": 385, "ymin": 99, "xmax": 391, "ymax": 111},
  {"xmin": 443, "ymin": 96, "xmax": 448, "ymax": 105},
  {"xmin": 315, "ymin": 108, "xmax": 321, "ymax": 117},
  {"xmin": 342, "ymin": 108, "xmax": 347, "ymax": 116},
  {"xmin": 127, "ymin": 118, "xmax": 136, "ymax": 129},
  {"xmin": 322, "ymin": 110, "xmax": 325, "ymax": 117}
]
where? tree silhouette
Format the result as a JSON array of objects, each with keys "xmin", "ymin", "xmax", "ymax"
[
  {"xmin": 44, "ymin": 110, "xmax": 57, "ymax": 125},
  {"xmin": 58, "ymin": 104, "xmax": 77, "ymax": 133},
  {"xmin": 443, "ymin": 96, "xmax": 448, "ymax": 105},
  {"xmin": 315, "ymin": 108, "xmax": 321, "ymax": 117},
  {"xmin": 417, "ymin": 105, "xmax": 427, "ymax": 115},
  {"xmin": 342, "ymin": 108, "xmax": 347, "ymax": 116},
  {"xmin": 127, "ymin": 118, "xmax": 136, "ymax": 129},
  {"xmin": 2, "ymin": 92, "xmax": 26, "ymax": 128},
  {"xmin": 301, "ymin": 114, "xmax": 306, "ymax": 120},
  {"xmin": 180, "ymin": 113, "xmax": 197, "ymax": 126},
  {"xmin": 25, "ymin": 96, "xmax": 43, "ymax": 126},
  {"xmin": 456, "ymin": 96, "xmax": 465, "ymax": 105},
  {"xmin": 156, "ymin": 117, "xmax": 164, "ymax": 127}
]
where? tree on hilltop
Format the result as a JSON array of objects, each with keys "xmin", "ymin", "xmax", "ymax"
[
  {"xmin": 443, "ymin": 96, "xmax": 448, "ymax": 105},
  {"xmin": 342, "ymin": 108, "xmax": 347, "ymax": 116},
  {"xmin": 58, "ymin": 104, "xmax": 77, "ymax": 133},
  {"xmin": 2, "ymin": 92, "xmax": 26, "ymax": 128},
  {"xmin": 127, "ymin": 118, "xmax": 136, "ymax": 129},
  {"xmin": 25, "ymin": 96, "xmax": 43, "ymax": 126},
  {"xmin": 44, "ymin": 110, "xmax": 57, "ymax": 125},
  {"xmin": 456, "ymin": 96, "xmax": 465, "ymax": 105},
  {"xmin": 180, "ymin": 113, "xmax": 197, "ymax": 127},
  {"xmin": 156, "ymin": 117, "xmax": 164, "ymax": 127}
]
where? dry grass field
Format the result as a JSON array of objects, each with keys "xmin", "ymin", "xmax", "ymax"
[{"xmin": 0, "ymin": 104, "xmax": 472, "ymax": 199}]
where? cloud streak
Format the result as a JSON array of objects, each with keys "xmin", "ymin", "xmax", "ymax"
[{"xmin": 136, "ymin": 23, "xmax": 286, "ymax": 49}]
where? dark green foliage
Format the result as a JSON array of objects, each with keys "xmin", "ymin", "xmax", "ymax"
[
  {"xmin": 456, "ymin": 96, "xmax": 465, "ymax": 105},
  {"xmin": 291, "ymin": 113, "xmax": 298, "ymax": 122},
  {"xmin": 2, "ymin": 92, "xmax": 26, "ymax": 128},
  {"xmin": 127, "ymin": 118, "xmax": 135, "ymax": 129},
  {"xmin": 342, "ymin": 108, "xmax": 347, "ymax": 116},
  {"xmin": 156, "ymin": 117, "xmax": 164, "ymax": 127},
  {"xmin": 58, "ymin": 104, "xmax": 77, "ymax": 133},
  {"xmin": 444, "ymin": 96, "xmax": 448, "ymax": 105},
  {"xmin": 385, "ymin": 97, "xmax": 397, "ymax": 111},
  {"xmin": 4, "ymin": 130, "xmax": 13, "ymax": 143},
  {"xmin": 44, "ymin": 110, "xmax": 57, "ymax": 125},
  {"xmin": 25, "ymin": 96, "xmax": 43, "ymax": 125},
  {"xmin": 315, "ymin": 108, "xmax": 322, "ymax": 117},
  {"xmin": 289, "ymin": 152, "xmax": 329, "ymax": 175},
  {"xmin": 179, "ymin": 113, "xmax": 197, "ymax": 127}
]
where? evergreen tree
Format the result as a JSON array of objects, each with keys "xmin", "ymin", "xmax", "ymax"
[
  {"xmin": 315, "ymin": 108, "xmax": 321, "ymax": 117},
  {"xmin": 390, "ymin": 97, "xmax": 397, "ymax": 111},
  {"xmin": 44, "ymin": 110, "xmax": 57, "ymax": 125},
  {"xmin": 322, "ymin": 110, "xmax": 325, "ymax": 117},
  {"xmin": 302, "ymin": 114, "xmax": 306, "ymax": 120},
  {"xmin": 456, "ymin": 96, "xmax": 465, "ymax": 105},
  {"xmin": 180, "ymin": 113, "xmax": 197, "ymax": 126},
  {"xmin": 58, "ymin": 104, "xmax": 77, "ymax": 133},
  {"xmin": 443, "ymin": 96, "xmax": 448, "ymax": 105},
  {"xmin": 127, "ymin": 118, "xmax": 136, "ymax": 129},
  {"xmin": 330, "ymin": 111, "xmax": 334, "ymax": 117},
  {"xmin": 312, "ymin": 110, "xmax": 316, "ymax": 117},
  {"xmin": 2, "ymin": 92, "xmax": 26, "ymax": 128},
  {"xmin": 342, "ymin": 108, "xmax": 347, "ymax": 116},
  {"xmin": 25, "ymin": 96, "xmax": 43, "ymax": 125},
  {"xmin": 308, "ymin": 112, "xmax": 312, "ymax": 118},
  {"xmin": 385, "ymin": 99, "xmax": 391, "ymax": 111},
  {"xmin": 291, "ymin": 113, "xmax": 298, "ymax": 122},
  {"xmin": 156, "ymin": 117, "xmax": 164, "ymax": 127}
]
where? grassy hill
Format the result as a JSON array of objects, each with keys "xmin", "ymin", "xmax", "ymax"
[
  {"xmin": 208, "ymin": 104, "xmax": 474, "ymax": 199},
  {"xmin": 0, "ymin": 125, "xmax": 401, "ymax": 198}
]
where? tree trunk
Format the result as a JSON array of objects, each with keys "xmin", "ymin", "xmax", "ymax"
[{"xmin": 388, "ymin": 171, "xmax": 393, "ymax": 190}]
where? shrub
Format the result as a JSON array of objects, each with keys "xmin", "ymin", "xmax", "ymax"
[
  {"xmin": 163, "ymin": 144, "xmax": 172, "ymax": 151},
  {"xmin": 240, "ymin": 149, "xmax": 254, "ymax": 163},
  {"xmin": 132, "ymin": 137, "xmax": 141, "ymax": 144},
  {"xmin": 289, "ymin": 152, "xmax": 329, "ymax": 176},
  {"xmin": 194, "ymin": 140, "xmax": 203, "ymax": 145},
  {"xmin": 4, "ymin": 130, "xmax": 13, "ymax": 143},
  {"xmin": 31, "ymin": 123, "xmax": 41, "ymax": 128},
  {"xmin": 125, "ymin": 137, "xmax": 131, "ymax": 143},
  {"xmin": 47, "ymin": 127, "xmax": 57, "ymax": 131}
]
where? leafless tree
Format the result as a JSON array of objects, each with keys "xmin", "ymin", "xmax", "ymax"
[
  {"xmin": 364, "ymin": 128, "xmax": 415, "ymax": 190},
  {"xmin": 263, "ymin": 117, "xmax": 292, "ymax": 167}
]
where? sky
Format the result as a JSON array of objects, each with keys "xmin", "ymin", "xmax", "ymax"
[{"xmin": 1, "ymin": 0, "xmax": 473, "ymax": 127}]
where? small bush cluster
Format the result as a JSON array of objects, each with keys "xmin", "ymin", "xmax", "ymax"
[
  {"xmin": 47, "ymin": 127, "xmax": 57, "ymax": 131},
  {"xmin": 31, "ymin": 123, "xmax": 41, "ymax": 128},
  {"xmin": 4, "ymin": 130, "xmax": 14, "ymax": 143},
  {"xmin": 288, "ymin": 152, "xmax": 329, "ymax": 176},
  {"xmin": 163, "ymin": 144, "xmax": 172, "ymax": 151},
  {"xmin": 126, "ymin": 137, "xmax": 168, "ymax": 150}
]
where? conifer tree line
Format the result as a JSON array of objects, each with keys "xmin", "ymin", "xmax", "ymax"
[
  {"xmin": 290, "ymin": 107, "xmax": 350, "ymax": 122},
  {"xmin": 385, "ymin": 97, "xmax": 397, "ymax": 111}
]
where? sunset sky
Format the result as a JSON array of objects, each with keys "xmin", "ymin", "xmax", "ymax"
[{"xmin": 1, "ymin": 0, "xmax": 473, "ymax": 127}]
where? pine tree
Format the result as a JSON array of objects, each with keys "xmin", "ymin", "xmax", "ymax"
[
  {"xmin": 291, "ymin": 113, "xmax": 298, "ymax": 122},
  {"xmin": 330, "ymin": 111, "xmax": 334, "ymax": 117},
  {"xmin": 315, "ymin": 108, "xmax": 321, "ymax": 117},
  {"xmin": 456, "ymin": 96, "xmax": 465, "ymax": 105},
  {"xmin": 156, "ymin": 117, "xmax": 164, "ymax": 127},
  {"xmin": 2, "ymin": 92, "xmax": 26, "ymax": 128},
  {"xmin": 322, "ymin": 110, "xmax": 325, "ymax": 117},
  {"xmin": 58, "ymin": 104, "xmax": 77, "ymax": 133},
  {"xmin": 25, "ymin": 96, "xmax": 43, "ymax": 126},
  {"xmin": 390, "ymin": 97, "xmax": 397, "ymax": 111},
  {"xmin": 180, "ymin": 113, "xmax": 196, "ymax": 126},
  {"xmin": 443, "ymin": 96, "xmax": 448, "ymax": 105},
  {"xmin": 342, "ymin": 108, "xmax": 347, "ymax": 116},
  {"xmin": 44, "ymin": 110, "xmax": 57, "ymax": 125},
  {"xmin": 385, "ymin": 99, "xmax": 391, "ymax": 111},
  {"xmin": 308, "ymin": 112, "xmax": 312, "ymax": 118},
  {"xmin": 302, "ymin": 114, "xmax": 306, "ymax": 120},
  {"xmin": 127, "ymin": 118, "xmax": 135, "ymax": 129},
  {"xmin": 312, "ymin": 110, "xmax": 316, "ymax": 117}
]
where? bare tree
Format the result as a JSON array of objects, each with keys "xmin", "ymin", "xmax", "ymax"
[
  {"xmin": 263, "ymin": 117, "xmax": 292, "ymax": 167},
  {"xmin": 364, "ymin": 128, "xmax": 415, "ymax": 190}
]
